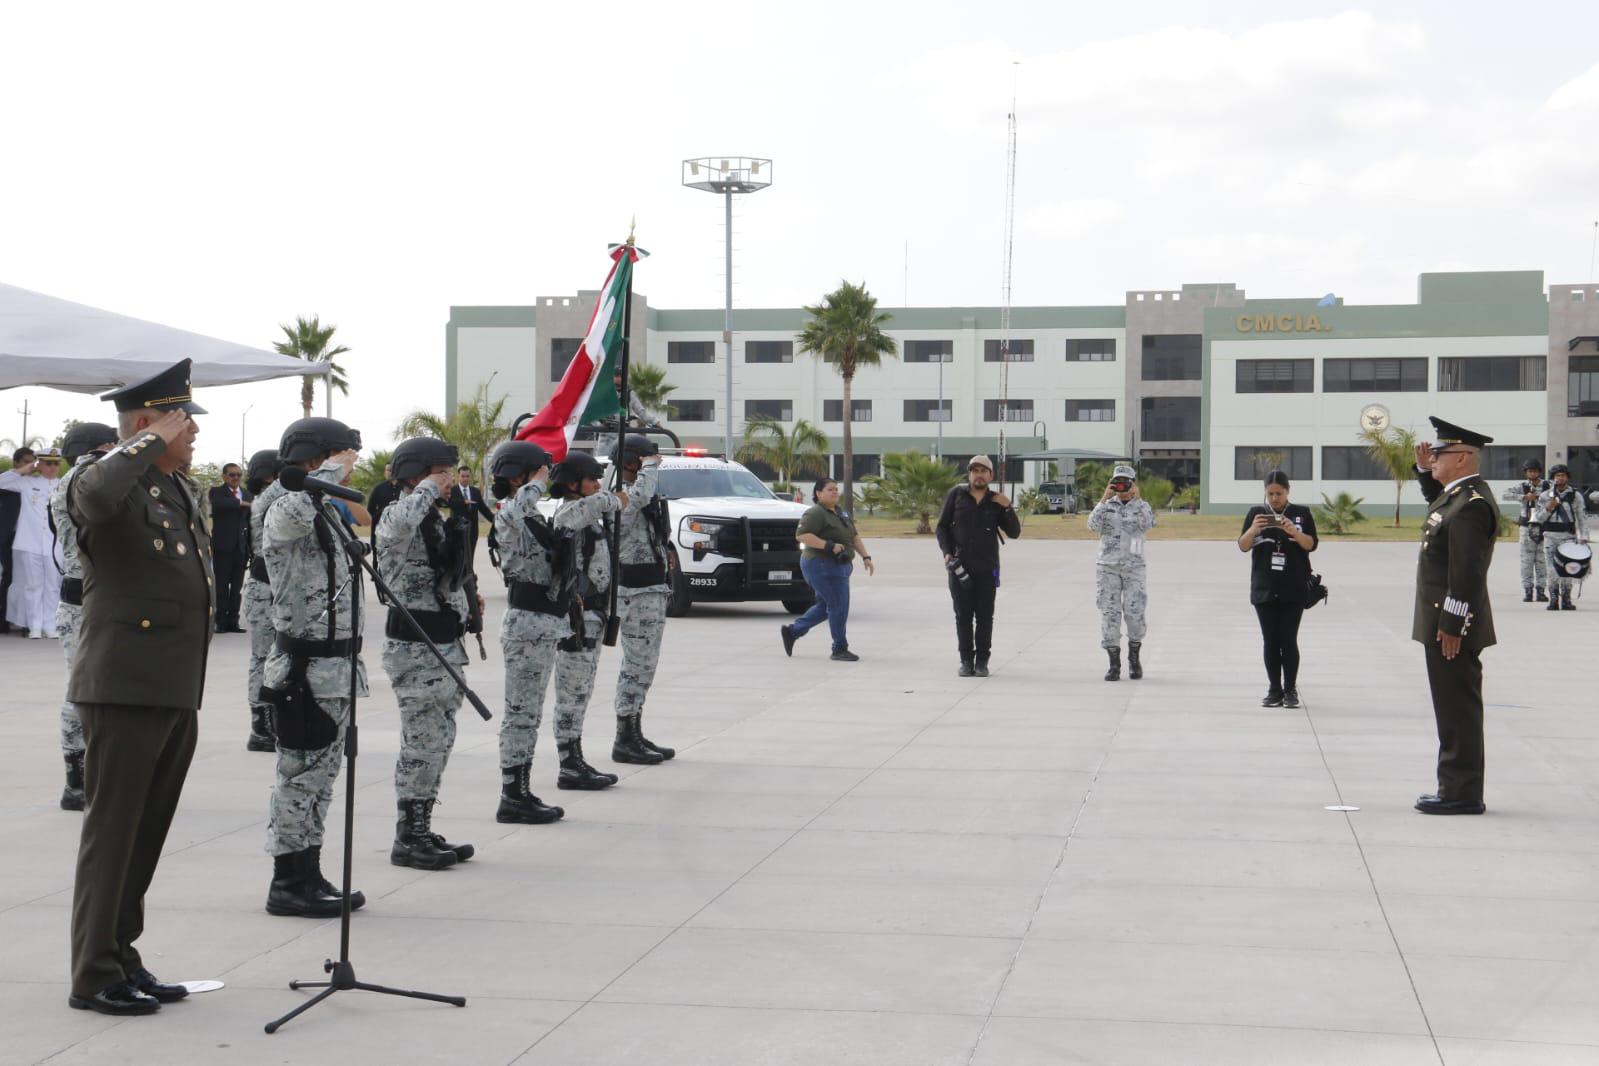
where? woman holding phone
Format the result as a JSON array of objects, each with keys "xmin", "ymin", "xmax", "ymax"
[{"xmin": 1237, "ymin": 470, "xmax": 1318, "ymax": 707}]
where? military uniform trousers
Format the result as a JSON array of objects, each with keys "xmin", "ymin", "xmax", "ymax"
[
  {"xmin": 383, "ymin": 639, "xmax": 466, "ymax": 803},
  {"xmin": 554, "ymin": 609, "xmax": 605, "ymax": 741},
  {"xmin": 70, "ymin": 703, "xmax": 197, "ymax": 996},
  {"xmin": 1518, "ymin": 528, "xmax": 1547, "ymax": 592},
  {"xmin": 1544, "ymin": 531, "xmax": 1578, "ymax": 595},
  {"xmin": 266, "ymin": 697, "xmax": 350, "ymax": 856},
  {"xmin": 1423, "ymin": 643, "xmax": 1485, "ymax": 802},
  {"xmin": 243, "ymin": 579, "xmax": 273, "ymax": 712},
  {"xmin": 55, "ymin": 600, "xmax": 84, "ymax": 755},
  {"xmin": 1096, "ymin": 564, "xmax": 1148, "ymax": 648},
  {"xmin": 498, "ymin": 608, "xmax": 564, "ymax": 766},
  {"xmin": 614, "ymin": 586, "xmax": 667, "ymax": 719}
]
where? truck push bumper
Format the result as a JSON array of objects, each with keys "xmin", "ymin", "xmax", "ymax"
[{"xmin": 684, "ymin": 518, "xmax": 813, "ymax": 604}]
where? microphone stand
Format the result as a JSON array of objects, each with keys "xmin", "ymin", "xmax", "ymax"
[{"xmin": 265, "ymin": 490, "xmax": 491, "ymax": 1034}]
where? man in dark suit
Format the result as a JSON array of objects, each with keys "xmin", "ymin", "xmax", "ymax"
[
  {"xmin": 1412, "ymin": 416, "xmax": 1497, "ymax": 816},
  {"xmin": 0, "ymin": 446, "xmax": 33, "ymax": 634},
  {"xmin": 208, "ymin": 462, "xmax": 250, "ymax": 632},
  {"xmin": 67, "ymin": 358, "xmax": 213, "ymax": 1015},
  {"xmin": 447, "ymin": 465, "xmax": 495, "ymax": 567},
  {"xmin": 366, "ymin": 462, "xmax": 400, "ymax": 551}
]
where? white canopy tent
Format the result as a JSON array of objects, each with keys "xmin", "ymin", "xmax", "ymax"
[{"xmin": 0, "ymin": 282, "xmax": 329, "ymax": 393}]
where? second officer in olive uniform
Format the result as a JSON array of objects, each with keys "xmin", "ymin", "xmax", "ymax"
[{"xmin": 1412, "ymin": 417, "xmax": 1498, "ymax": 816}]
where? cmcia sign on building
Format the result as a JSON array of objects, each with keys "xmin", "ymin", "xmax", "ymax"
[{"xmin": 1235, "ymin": 313, "xmax": 1335, "ymax": 333}]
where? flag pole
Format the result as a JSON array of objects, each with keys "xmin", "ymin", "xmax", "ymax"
[{"xmin": 603, "ymin": 223, "xmax": 636, "ymax": 647}]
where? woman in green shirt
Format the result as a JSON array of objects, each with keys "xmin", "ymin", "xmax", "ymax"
[{"xmin": 781, "ymin": 478, "xmax": 874, "ymax": 662}]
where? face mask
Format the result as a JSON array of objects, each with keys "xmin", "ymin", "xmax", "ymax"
[{"xmin": 491, "ymin": 476, "xmax": 514, "ymax": 501}]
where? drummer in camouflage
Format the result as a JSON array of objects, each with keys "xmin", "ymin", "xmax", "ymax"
[
  {"xmin": 608, "ymin": 434, "xmax": 675, "ymax": 765},
  {"xmin": 377, "ymin": 437, "xmax": 477, "ymax": 870}
]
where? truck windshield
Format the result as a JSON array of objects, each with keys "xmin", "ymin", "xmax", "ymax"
[{"xmin": 658, "ymin": 468, "xmax": 775, "ymax": 500}]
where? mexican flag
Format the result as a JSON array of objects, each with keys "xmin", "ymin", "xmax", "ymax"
[{"xmin": 515, "ymin": 240, "xmax": 644, "ymax": 460}]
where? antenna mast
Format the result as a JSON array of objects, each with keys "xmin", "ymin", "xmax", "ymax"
[{"xmin": 997, "ymin": 64, "xmax": 1019, "ymax": 492}]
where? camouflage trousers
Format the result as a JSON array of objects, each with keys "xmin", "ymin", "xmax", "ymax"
[
  {"xmin": 383, "ymin": 638, "xmax": 467, "ymax": 803},
  {"xmin": 244, "ymin": 578, "xmax": 273, "ymax": 712},
  {"xmin": 55, "ymin": 601, "xmax": 83, "ymax": 755},
  {"xmin": 614, "ymin": 587, "xmax": 667, "ymax": 719},
  {"xmin": 266, "ymin": 697, "xmax": 350, "ymax": 855},
  {"xmin": 1519, "ymin": 528, "xmax": 1548, "ymax": 592},
  {"xmin": 1096, "ymin": 565, "xmax": 1148, "ymax": 649},
  {"xmin": 553, "ymin": 609, "xmax": 605, "ymax": 741},
  {"xmin": 498, "ymin": 608, "xmax": 565, "ymax": 766},
  {"xmin": 1544, "ymin": 531, "xmax": 1579, "ymax": 595}
]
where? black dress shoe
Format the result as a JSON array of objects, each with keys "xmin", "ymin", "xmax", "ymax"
[
  {"xmin": 974, "ymin": 658, "xmax": 989, "ymax": 678},
  {"xmin": 129, "ymin": 967, "xmax": 189, "ymax": 1003},
  {"xmin": 69, "ymin": 980, "xmax": 161, "ymax": 1015},
  {"xmin": 958, "ymin": 660, "xmax": 975, "ymax": 677},
  {"xmin": 1415, "ymin": 795, "xmax": 1486, "ymax": 815},
  {"xmin": 1261, "ymin": 689, "xmax": 1284, "ymax": 707}
]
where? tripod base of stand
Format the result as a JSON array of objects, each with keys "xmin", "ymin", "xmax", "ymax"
[{"xmin": 264, "ymin": 959, "xmax": 466, "ymax": 1034}]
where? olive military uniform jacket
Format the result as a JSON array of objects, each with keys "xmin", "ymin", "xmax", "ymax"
[
  {"xmin": 66, "ymin": 432, "xmax": 215, "ymax": 708},
  {"xmin": 1411, "ymin": 468, "xmax": 1496, "ymax": 652}
]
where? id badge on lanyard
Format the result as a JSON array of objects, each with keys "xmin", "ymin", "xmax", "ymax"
[{"xmin": 1271, "ymin": 549, "xmax": 1286, "ymax": 572}]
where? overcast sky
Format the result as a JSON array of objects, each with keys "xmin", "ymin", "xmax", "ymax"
[{"xmin": 4, "ymin": 1, "xmax": 1597, "ymax": 464}]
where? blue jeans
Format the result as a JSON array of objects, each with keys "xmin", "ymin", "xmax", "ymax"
[{"xmin": 793, "ymin": 557, "xmax": 852, "ymax": 652}]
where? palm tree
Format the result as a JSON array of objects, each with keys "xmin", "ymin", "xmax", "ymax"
[
  {"xmin": 1360, "ymin": 426, "xmax": 1418, "ymax": 527},
  {"xmin": 796, "ymin": 281, "xmax": 897, "ymax": 507},
  {"xmin": 867, "ymin": 451, "xmax": 962, "ymax": 534},
  {"xmin": 628, "ymin": 363, "xmax": 677, "ymax": 420},
  {"xmin": 394, "ymin": 383, "xmax": 511, "ymax": 487},
  {"xmin": 1316, "ymin": 491, "xmax": 1368, "ymax": 534},
  {"xmin": 349, "ymin": 448, "xmax": 394, "ymax": 497},
  {"xmin": 736, "ymin": 415, "xmax": 829, "ymax": 490},
  {"xmin": 274, "ymin": 315, "xmax": 351, "ymax": 417}
]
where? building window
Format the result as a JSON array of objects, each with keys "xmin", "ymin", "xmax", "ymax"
[
  {"xmin": 1569, "ymin": 356, "xmax": 1599, "ymax": 416},
  {"xmin": 668, "ymin": 340, "xmax": 716, "ymax": 364},
  {"xmin": 983, "ymin": 399, "xmax": 1034, "ymax": 422},
  {"xmin": 905, "ymin": 339, "xmax": 953, "ymax": 363},
  {"xmin": 1141, "ymin": 334, "xmax": 1202, "ymax": 381},
  {"xmin": 745, "ymin": 340, "xmax": 792, "ymax": 364},
  {"xmin": 1234, "ymin": 447, "xmax": 1312, "ymax": 481},
  {"xmin": 1321, "ymin": 446, "xmax": 1390, "ymax": 480},
  {"xmin": 904, "ymin": 399, "xmax": 953, "ymax": 423},
  {"xmin": 831, "ymin": 453, "xmax": 881, "ymax": 481},
  {"xmin": 1236, "ymin": 359, "xmax": 1313, "ymax": 394},
  {"xmin": 1065, "ymin": 399, "xmax": 1116, "ymax": 422},
  {"xmin": 674, "ymin": 399, "xmax": 714, "ymax": 422},
  {"xmin": 550, "ymin": 338, "xmax": 582, "ymax": 381},
  {"xmin": 745, "ymin": 399, "xmax": 792, "ymax": 422},
  {"xmin": 983, "ymin": 338, "xmax": 1034, "ymax": 362},
  {"xmin": 1480, "ymin": 445, "xmax": 1546, "ymax": 481},
  {"xmin": 1323, "ymin": 357, "xmax": 1427, "ymax": 393},
  {"xmin": 1066, "ymin": 338, "xmax": 1117, "ymax": 362},
  {"xmin": 1437, "ymin": 356, "xmax": 1545, "ymax": 392},
  {"xmin": 823, "ymin": 399, "xmax": 873, "ymax": 422},
  {"xmin": 1140, "ymin": 397, "xmax": 1199, "ymax": 441}
]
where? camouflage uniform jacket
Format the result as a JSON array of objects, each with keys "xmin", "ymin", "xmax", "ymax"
[
  {"xmin": 262, "ymin": 459, "xmax": 368, "ymax": 699},
  {"xmin": 618, "ymin": 462, "xmax": 669, "ymax": 589},
  {"xmin": 376, "ymin": 478, "xmax": 469, "ymax": 667},
  {"xmin": 494, "ymin": 480, "xmax": 570, "ymax": 641},
  {"xmin": 554, "ymin": 490, "xmax": 620, "ymax": 608},
  {"xmin": 1087, "ymin": 497, "xmax": 1156, "ymax": 568},
  {"xmin": 50, "ymin": 454, "xmax": 97, "ymax": 582}
]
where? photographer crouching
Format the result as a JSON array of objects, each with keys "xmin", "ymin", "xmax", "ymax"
[{"xmin": 936, "ymin": 455, "xmax": 1021, "ymax": 677}]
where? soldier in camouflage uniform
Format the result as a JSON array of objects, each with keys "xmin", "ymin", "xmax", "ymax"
[
  {"xmin": 377, "ymin": 437, "xmax": 476, "ymax": 870},
  {"xmin": 48, "ymin": 422, "xmax": 119, "ymax": 811},
  {"xmin": 487, "ymin": 441, "xmax": 567, "ymax": 823},
  {"xmin": 261, "ymin": 417, "xmax": 368, "ymax": 918},
  {"xmin": 1087, "ymin": 465, "xmax": 1156, "ymax": 681},
  {"xmin": 242, "ymin": 449, "xmax": 282, "ymax": 751},
  {"xmin": 1535, "ymin": 464, "xmax": 1590, "ymax": 611},
  {"xmin": 549, "ymin": 452, "xmax": 625, "ymax": 790},
  {"xmin": 609, "ymin": 435, "xmax": 675, "ymax": 764},
  {"xmin": 1501, "ymin": 458, "xmax": 1550, "ymax": 602}
]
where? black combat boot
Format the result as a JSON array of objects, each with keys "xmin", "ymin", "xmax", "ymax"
[
  {"xmin": 1127, "ymin": 642, "xmax": 1143, "ymax": 680},
  {"xmin": 265, "ymin": 850, "xmax": 344, "ymax": 917},
  {"xmin": 61, "ymin": 751, "xmax": 85, "ymax": 812},
  {"xmin": 1547, "ymin": 592, "xmax": 1561, "ymax": 611},
  {"xmin": 958, "ymin": 659, "xmax": 975, "ymax": 677},
  {"xmin": 1536, "ymin": 587, "xmax": 1549, "ymax": 602},
  {"xmin": 246, "ymin": 705, "xmax": 276, "ymax": 752},
  {"xmin": 637, "ymin": 712, "xmax": 675, "ymax": 760},
  {"xmin": 612, "ymin": 714, "xmax": 665, "ymax": 765},
  {"xmin": 974, "ymin": 656, "xmax": 990, "ymax": 678},
  {"xmin": 390, "ymin": 800, "xmax": 459, "ymax": 870},
  {"xmin": 306, "ymin": 844, "xmax": 365, "ymax": 910},
  {"xmin": 1104, "ymin": 647, "xmax": 1121, "ymax": 682},
  {"xmin": 1523, "ymin": 587, "xmax": 1534, "ymax": 603},
  {"xmin": 497, "ymin": 763, "xmax": 565, "ymax": 824},
  {"xmin": 557, "ymin": 738, "xmax": 618, "ymax": 791},
  {"xmin": 1561, "ymin": 589, "xmax": 1577, "ymax": 610},
  {"xmin": 422, "ymin": 801, "xmax": 475, "ymax": 863}
]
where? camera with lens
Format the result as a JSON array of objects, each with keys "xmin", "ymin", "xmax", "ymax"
[
  {"xmin": 1109, "ymin": 478, "xmax": 1133, "ymax": 493},
  {"xmin": 946, "ymin": 556, "xmax": 972, "ymax": 585}
]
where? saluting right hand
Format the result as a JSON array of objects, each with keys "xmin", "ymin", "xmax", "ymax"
[
  {"xmin": 1413, "ymin": 442, "xmax": 1433, "ymax": 469},
  {"xmin": 147, "ymin": 409, "xmax": 193, "ymax": 447},
  {"xmin": 427, "ymin": 469, "xmax": 453, "ymax": 494}
]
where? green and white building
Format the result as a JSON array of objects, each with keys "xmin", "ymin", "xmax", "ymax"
[{"xmin": 446, "ymin": 270, "xmax": 1599, "ymax": 514}]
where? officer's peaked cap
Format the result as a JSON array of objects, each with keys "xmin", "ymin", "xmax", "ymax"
[
  {"xmin": 279, "ymin": 417, "xmax": 362, "ymax": 463},
  {"xmin": 1427, "ymin": 416, "xmax": 1493, "ymax": 450},
  {"xmin": 391, "ymin": 437, "xmax": 460, "ymax": 481},
  {"xmin": 61, "ymin": 422, "xmax": 118, "ymax": 462},
  {"xmin": 99, "ymin": 358, "xmax": 206, "ymax": 415}
]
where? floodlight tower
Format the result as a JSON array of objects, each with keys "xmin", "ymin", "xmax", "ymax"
[{"xmin": 682, "ymin": 156, "xmax": 773, "ymax": 458}]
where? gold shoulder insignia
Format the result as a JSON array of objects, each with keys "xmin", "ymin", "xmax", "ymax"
[{"xmin": 1469, "ymin": 490, "xmax": 1485, "ymax": 502}]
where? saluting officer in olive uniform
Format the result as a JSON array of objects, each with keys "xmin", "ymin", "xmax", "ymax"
[
  {"xmin": 242, "ymin": 448, "xmax": 282, "ymax": 751},
  {"xmin": 66, "ymin": 360, "xmax": 212, "ymax": 1016},
  {"xmin": 609, "ymin": 434, "xmax": 675, "ymax": 765},
  {"xmin": 1412, "ymin": 417, "xmax": 1498, "ymax": 816}
]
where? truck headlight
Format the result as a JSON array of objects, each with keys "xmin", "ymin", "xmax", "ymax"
[{"xmin": 679, "ymin": 516, "xmax": 730, "ymax": 552}]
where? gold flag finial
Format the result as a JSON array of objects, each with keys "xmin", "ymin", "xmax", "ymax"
[{"xmin": 626, "ymin": 217, "xmax": 636, "ymax": 246}]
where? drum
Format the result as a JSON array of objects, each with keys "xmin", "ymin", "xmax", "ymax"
[{"xmin": 1555, "ymin": 541, "xmax": 1592, "ymax": 581}]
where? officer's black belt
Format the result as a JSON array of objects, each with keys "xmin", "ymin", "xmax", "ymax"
[
  {"xmin": 59, "ymin": 577, "xmax": 83, "ymax": 606},
  {"xmin": 275, "ymin": 631, "xmax": 361, "ymax": 658},
  {"xmin": 620, "ymin": 562, "xmax": 668, "ymax": 588},
  {"xmin": 249, "ymin": 556, "xmax": 270, "ymax": 583},
  {"xmin": 386, "ymin": 607, "xmax": 464, "ymax": 643},
  {"xmin": 507, "ymin": 580, "xmax": 566, "ymax": 615}
]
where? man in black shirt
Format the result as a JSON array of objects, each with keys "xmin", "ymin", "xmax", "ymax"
[
  {"xmin": 366, "ymin": 463, "xmax": 400, "ymax": 549},
  {"xmin": 935, "ymin": 455, "xmax": 1021, "ymax": 677}
]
